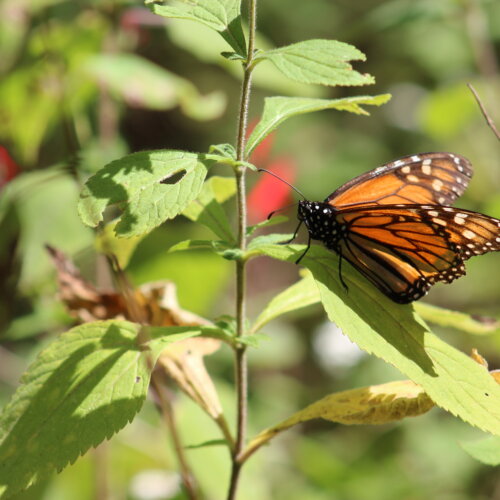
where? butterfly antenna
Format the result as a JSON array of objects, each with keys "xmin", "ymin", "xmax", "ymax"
[
  {"xmin": 257, "ymin": 168, "xmax": 306, "ymax": 199},
  {"xmin": 267, "ymin": 202, "xmax": 299, "ymax": 220}
]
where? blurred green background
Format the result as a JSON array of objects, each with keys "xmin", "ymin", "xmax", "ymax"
[{"xmin": 1, "ymin": 0, "xmax": 499, "ymax": 499}]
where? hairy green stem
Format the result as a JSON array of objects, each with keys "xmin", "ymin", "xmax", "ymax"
[{"xmin": 228, "ymin": 1, "xmax": 258, "ymax": 499}]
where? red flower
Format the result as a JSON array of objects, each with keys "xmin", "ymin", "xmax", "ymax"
[
  {"xmin": 246, "ymin": 124, "xmax": 297, "ymax": 224},
  {"xmin": 0, "ymin": 146, "xmax": 20, "ymax": 189}
]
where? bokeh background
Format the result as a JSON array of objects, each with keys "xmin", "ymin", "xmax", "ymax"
[{"xmin": 1, "ymin": 0, "xmax": 500, "ymax": 499}]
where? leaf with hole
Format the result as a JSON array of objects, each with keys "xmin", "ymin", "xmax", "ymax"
[{"xmin": 78, "ymin": 150, "xmax": 213, "ymax": 237}]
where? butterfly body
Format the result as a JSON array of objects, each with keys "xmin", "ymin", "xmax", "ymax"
[
  {"xmin": 295, "ymin": 153, "xmax": 500, "ymax": 304},
  {"xmin": 298, "ymin": 201, "xmax": 343, "ymax": 248}
]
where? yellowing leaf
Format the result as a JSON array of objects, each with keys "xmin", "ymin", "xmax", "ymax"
[{"xmin": 245, "ymin": 380, "xmax": 434, "ymax": 459}]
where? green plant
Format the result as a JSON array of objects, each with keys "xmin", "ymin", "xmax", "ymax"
[{"xmin": 1, "ymin": 1, "xmax": 499, "ymax": 499}]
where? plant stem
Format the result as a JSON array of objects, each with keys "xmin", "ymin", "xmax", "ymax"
[
  {"xmin": 150, "ymin": 374, "xmax": 200, "ymax": 500},
  {"xmin": 228, "ymin": 1, "xmax": 258, "ymax": 499}
]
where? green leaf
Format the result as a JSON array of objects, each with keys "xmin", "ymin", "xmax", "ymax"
[
  {"xmin": 246, "ymin": 233, "xmax": 294, "ymax": 253},
  {"xmin": 78, "ymin": 150, "xmax": 212, "ymax": 237},
  {"xmin": 245, "ymin": 94, "xmax": 391, "ymax": 157},
  {"xmin": 221, "ymin": 51, "xmax": 245, "ymax": 61},
  {"xmin": 84, "ymin": 53, "xmax": 226, "ymax": 120},
  {"xmin": 182, "ymin": 176, "xmax": 236, "ymax": 241},
  {"xmin": 256, "ymin": 40, "xmax": 374, "ymax": 88},
  {"xmin": 168, "ymin": 239, "xmax": 231, "ymax": 254},
  {"xmin": 147, "ymin": 0, "xmax": 246, "ymax": 57},
  {"xmin": 208, "ymin": 143, "xmax": 237, "ymax": 160},
  {"xmin": 461, "ymin": 436, "xmax": 500, "ymax": 466},
  {"xmin": 251, "ymin": 272, "xmax": 320, "ymax": 333},
  {"xmin": 258, "ymin": 243, "xmax": 500, "ymax": 436},
  {"xmin": 246, "ymin": 215, "xmax": 289, "ymax": 236},
  {"xmin": 0, "ymin": 320, "xmax": 200, "ymax": 497},
  {"xmin": 414, "ymin": 303, "xmax": 500, "ymax": 336}
]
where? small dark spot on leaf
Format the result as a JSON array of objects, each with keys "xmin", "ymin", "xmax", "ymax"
[
  {"xmin": 471, "ymin": 314, "xmax": 498, "ymax": 326},
  {"xmin": 160, "ymin": 170, "xmax": 186, "ymax": 185},
  {"xmin": 485, "ymin": 393, "xmax": 489, "ymax": 397},
  {"xmin": 136, "ymin": 376, "xmax": 141, "ymax": 383}
]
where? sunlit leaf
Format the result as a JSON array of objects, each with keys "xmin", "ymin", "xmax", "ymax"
[
  {"xmin": 247, "ymin": 380, "xmax": 434, "ymax": 454},
  {"xmin": 147, "ymin": 0, "xmax": 246, "ymax": 56},
  {"xmin": 0, "ymin": 320, "xmax": 201, "ymax": 498},
  {"xmin": 78, "ymin": 150, "xmax": 213, "ymax": 237},
  {"xmin": 251, "ymin": 272, "xmax": 320, "ymax": 333},
  {"xmin": 256, "ymin": 40, "xmax": 374, "ymax": 88},
  {"xmin": 255, "ymin": 243, "xmax": 500, "ymax": 436},
  {"xmin": 246, "ymin": 94, "xmax": 391, "ymax": 157}
]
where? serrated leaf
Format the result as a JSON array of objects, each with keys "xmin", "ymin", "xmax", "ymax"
[
  {"xmin": 182, "ymin": 176, "xmax": 236, "ymax": 241},
  {"xmin": 147, "ymin": 0, "xmax": 246, "ymax": 57},
  {"xmin": 257, "ymin": 243, "xmax": 500, "ymax": 436},
  {"xmin": 251, "ymin": 272, "xmax": 320, "ymax": 333},
  {"xmin": 461, "ymin": 436, "xmax": 500, "ymax": 466},
  {"xmin": 0, "ymin": 320, "xmax": 201, "ymax": 498},
  {"xmin": 257, "ymin": 40, "xmax": 374, "ymax": 88},
  {"xmin": 78, "ymin": 150, "xmax": 212, "ymax": 237},
  {"xmin": 415, "ymin": 303, "xmax": 500, "ymax": 336},
  {"xmin": 247, "ymin": 380, "xmax": 434, "ymax": 454},
  {"xmin": 245, "ymin": 94, "xmax": 391, "ymax": 157}
]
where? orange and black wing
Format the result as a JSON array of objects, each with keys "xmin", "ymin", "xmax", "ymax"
[
  {"xmin": 334, "ymin": 205, "xmax": 500, "ymax": 303},
  {"xmin": 326, "ymin": 153, "xmax": 472, "ymax": 209}
]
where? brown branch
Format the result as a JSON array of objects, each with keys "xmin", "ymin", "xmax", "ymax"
[
  {"xmin": 468, "ymin": 83, "xmax": 500, "ymax": 141},
  {"xmin": 109, "ymin": 256, "xmax": 200, "ymax": 499}
]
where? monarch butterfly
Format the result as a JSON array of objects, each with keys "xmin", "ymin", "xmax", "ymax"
[{"xmin": 264, "ymin": 152, "xmax": 500, "ymax": 303}]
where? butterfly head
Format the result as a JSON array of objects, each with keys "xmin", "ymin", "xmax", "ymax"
[{"xmin": 298, "ymin": 201, "xmax": 338, "ymax": 242}]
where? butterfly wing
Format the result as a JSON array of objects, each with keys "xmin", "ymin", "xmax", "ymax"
[
  {"xmin": 332, "ymin": 205, "xmax": 500, "ymax": 303},
  {"xmin": 326, "ymin": 153, "xmax": 472, "ymax": 209}
]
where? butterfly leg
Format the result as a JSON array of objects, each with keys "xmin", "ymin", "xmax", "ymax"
[
  {"xmin": 295, "ymin": 235, "xmax": 311, "ymax": 264},
  {"xmin": 284, "ymin": 220, "xmax": 303, "ymax": 244},
  {"xmin": 337, "ymin": 246, "xmax": 349, "ymax": 293}
]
